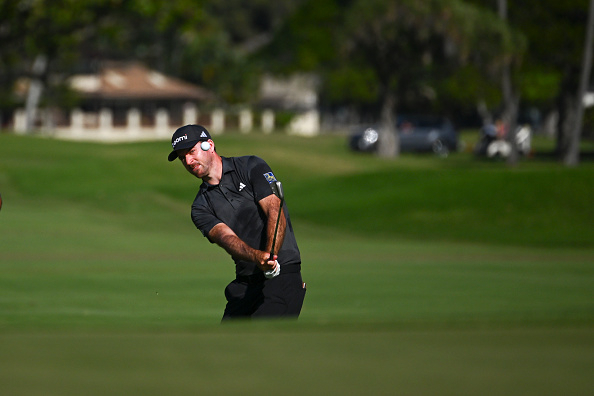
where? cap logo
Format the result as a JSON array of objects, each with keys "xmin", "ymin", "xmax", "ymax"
[
  {"xmin": 172, "ymin": 134, "xmax": 188, "ymax": 149},
  {"xmin": 200, "ymin": 131, "xmax": 208, "ymax": 138}
]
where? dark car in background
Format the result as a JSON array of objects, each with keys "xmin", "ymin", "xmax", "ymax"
[{"xmin": 349, "ymin": 115, "xmax": 459, "ymax": 156}]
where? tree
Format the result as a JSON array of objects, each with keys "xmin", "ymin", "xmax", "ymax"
[
  {"xmin": 0, "ymin": 0, "xmax": 218, "ymax": 131},
  {"xmin": 260, "ymin": 0, "xmax": 524, "ymax": 156},
  {"xmin": 338, "ymin": 0, "xmax": 524, "ymax": 157},
  {"xmin": 466, "ymin": 0, "xmax": 594, "ymax": 166},
  {"xmin": 1, "ymin": 0, "xmax": 311, "ymax": 119},
  {"xmin": 145, "ymin": 0, "xmax": 303, "ymax": 104},
  {"xmin": 565, "ymin": 0, "xmax": 594, "ymax": 166},
  {"xmin": 496, "ymin": 0, "xmax": 520, "ymax": 166},
  {"xmin": 0, "ymin": 1, "xmax": 132, "ymax": 131},
  {"xmin": 500, "ymin": 0, "xmax": 591, "ymax": 161}
]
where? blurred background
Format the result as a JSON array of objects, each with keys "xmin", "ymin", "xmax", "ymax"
[{"xmin": 1, "ymin": 0, "xmax": 593, "ymax": 164}]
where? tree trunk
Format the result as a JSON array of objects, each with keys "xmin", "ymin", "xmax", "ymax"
[
  {"xmin": 25, "ymin": 54, "xmax": 48, "ymax": 133},
  {"xmin": 555, "ymin": 88, "xmax": 571, "ymax": 157},
  {"xmin": 377, "ymin": 91, "xmax": 399, "ymax": 158},
  {"xmin": 498, "ymin": 0, "xmax": 520, "ymax": 166},
  {"xmin": 559, "ymin": 94, "xmax": 578, "ymax": 156},
  {"xmin": 564, "ymin": 0, "xmax": 594, "ymax": 166},
  {"xmin": 502, "ymin": 91, "xmax": 520, "ymax": 165},
  {"xmin": 476, "ymin": 99, "xmax": 493, "ymax": 126}
]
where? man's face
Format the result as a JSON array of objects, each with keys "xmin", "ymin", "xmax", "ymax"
[{"xmin": 177, "ymin": 141, "xmax": 211, "ymax": 178}]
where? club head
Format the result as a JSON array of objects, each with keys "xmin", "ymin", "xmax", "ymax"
[{"xmin": 271, "ymin": 181, "xmax": 284, "ymax": 201}]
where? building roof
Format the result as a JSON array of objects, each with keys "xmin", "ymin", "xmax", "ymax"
[{"xmin": 69, "ymin": 62, "xmax": 213, "ymax": 101}]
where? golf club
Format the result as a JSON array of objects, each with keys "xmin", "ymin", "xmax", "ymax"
[{"xmin": 269, "ymin": 180, "xmax": 284, "ymax": 259}]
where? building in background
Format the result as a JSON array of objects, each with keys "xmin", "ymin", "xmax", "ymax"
[
  {"xmin": 258, "ymin": 73, "xmax": 320, "ymax": 136},
  {"xmin": 10, "ymin": 62, "xmax": 323, "ymax": 141},
  {"xmin": 13, "ymin": 62, "xmax": 214, "ymax": 142}
]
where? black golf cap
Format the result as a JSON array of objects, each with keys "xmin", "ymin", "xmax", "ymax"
[{"xmin": 168, "ymin": 125, "xmax": 212, "ymax": 161}]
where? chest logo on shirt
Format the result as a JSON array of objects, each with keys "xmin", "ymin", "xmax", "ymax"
[
  {"xmin": 263, "ymin": 172, "xmax": 277, "ymax": 183},
  {"xmin": 239, "ymin": 182, "xmax": 246, "ymax": 191}
]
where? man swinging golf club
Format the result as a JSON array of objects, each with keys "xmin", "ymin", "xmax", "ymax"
[{"xmin": 168, "ymin": 125, "xmax": 306, "ymax": 320}]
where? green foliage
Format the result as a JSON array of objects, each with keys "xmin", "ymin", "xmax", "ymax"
[
  {"xmin": 177, "ymin": 32, "xmax": 260, "ymax": 103},
  {"xmin": 1, "ymin": 0, "xmax": 593, "ymax": 145},
  {"xmin": 271, "ymin": 110, "xmax": 296, "ymax": 128},
  {"xmin": 205, "ymin": 0, "xmax": 302, "ymax": 45},
  {"xmin": 267, "ymin": 0, "xmax": 527, "ymax": 116},
  {"xmin": 258, "ymin": 0, "xmax": 345, "ymax": 72},
  {"xmin": 508, "ymin": 0, "xmax": 590, "ymax": 68},
  {"xmin": 437, "ymin": 65, "xmax": 501, "ymax": 109},
  {"xmin": 467, "ymin": 0, "xmax": 592, "ymax": 107},
  {"xmin": 323, "ymin": 66, "xmax": 379, "ymax": 104},
  {"xmin": 519, "ymin": 69, "xmax": 562, "ymax": 105}
]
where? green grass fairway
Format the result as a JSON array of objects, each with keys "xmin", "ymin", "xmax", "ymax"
[
  {"xmin": 2, "ymin": 327, "xmax": 592, "ymax": 396},
  {"xmin": 1, "ymin": 132, "xmax": 593, "ymax": 395}
]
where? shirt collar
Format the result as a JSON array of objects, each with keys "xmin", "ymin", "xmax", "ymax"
[
  {"xmin": 201, "ymin": 156, "xmax": 234, "ymax": 191},
  {"xmin": 221, "ymin": 156, "xmax": 235, "ymax": 175}
]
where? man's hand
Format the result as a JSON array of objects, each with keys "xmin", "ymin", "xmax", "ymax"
[
  {"xmin": 255, "ymin": 252, "xmax": 280, "ymax": 279},
  {"xmin": 263, "ymin": 258, "xmax": 280, "ymax": 279},
  {"xmin": 255, "ymin": 252, "xmax": 278, "ymax": 272},
  {"xmin": 256, "ymin": 252, "xmax": 280, "ymax": 279}
]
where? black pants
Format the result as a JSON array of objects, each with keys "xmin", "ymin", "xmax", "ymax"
[{"xmin": 222, "ymin": 272, "xmax": 306, "ymax": 320}]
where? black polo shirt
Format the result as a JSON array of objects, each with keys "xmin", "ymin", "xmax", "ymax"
[{"xmin": 191, "ymin": 156, "xmax": 301, "ymax": 276}]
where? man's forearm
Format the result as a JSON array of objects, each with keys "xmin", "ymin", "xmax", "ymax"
[
  {"xmin": 208, "ymin": 223, "xmax": 278, "ymax": 270},
  {"xmin": 210, "ymin": 224, "xmax": 258, "ymax": 263}
]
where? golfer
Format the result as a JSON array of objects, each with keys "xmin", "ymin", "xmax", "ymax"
[{"xmin": 168, "ymin": 125, "xmax": 306, "ymax": 320}]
